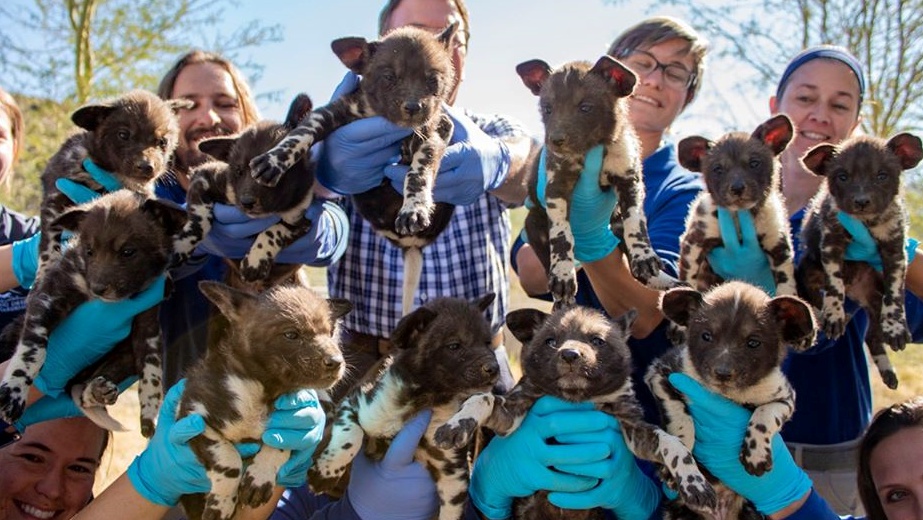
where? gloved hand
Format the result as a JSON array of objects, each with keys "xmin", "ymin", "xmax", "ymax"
[
  {"xmin": 708, "ymin": 208, "xmax": 777, "ymax": 295},
  {"xmin": 56, "ymin": 178, "xmax": 101, "ymax": 204},
  {"xmin": 839, "ymin": 211, "xmax": 920, "ymax": 270},
  {"xmin": 384, "ymin": 104, "xmax": 510, "ymax": 206},
  {"xmin": 468, "ymin": 396, "xmax": 613, "ymax": 520},
  {"xmin": 11, "ymin": 233, "xmax": 41, "ymax": 289},
  {"xmin": 346, "ymin": 409, "xmax": 440, "ymax": 520},
  {"xmin": 194, "ymin": 199, "xmax": 348, "ymax": 267},
  {"xmin": 31, "ymin": 274, "xmax": 167, "ymax": 398},
  {"xmin": 14, "ymin": 376, "xmax": 136, "ymax": 431},
  {"xmin": 259, "ymin": 389, "xmax": 326, "ymax": 488},
  {"xmin": 668, "ymin": 373, "xmax": 812, "ymax": 515},
  {"xmin": 552, "ymin": 420, "xmax": 661, "ymax": 520}
]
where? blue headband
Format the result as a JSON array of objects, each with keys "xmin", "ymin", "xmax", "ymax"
[{"xmin": 775, "ymin": 45, "xmax": 866, "ymax": 104}]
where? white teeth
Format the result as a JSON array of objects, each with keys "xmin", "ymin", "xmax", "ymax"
[
  {"xmin": 20, "ymin": 503, "xmax": 57, "ymax": 519},
  {"xmin": 801, "ymin": 131, "xmax": 829, "ymax": 140},
  {"xmin": 633, "ymin": 94, "xmax": 659, "ymax": 107}
]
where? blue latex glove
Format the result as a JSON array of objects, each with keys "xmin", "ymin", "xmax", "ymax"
[
  {"xmin": 535, "ymin": 145, "xmax": 620, "ymax": 263},
  {"xmin": 194, "ymin": 199, "xmax": 348, "ymax": 267},
  {"xmin": 11, "ymin": 233, "xmax": 41, "ymax": 289},
  {"xmin": 552, "ymin": 420, "xmax": 661, "ymax": 519},
  {"xmin": 346, "ymin": 409, "xmax": 440, "ymax": 520},
  {"xmin": 708, "ymin": 208, "xmax": 777, "ymax": 295},
  {"xmin": 839, "ymin": 211, "xmax": 920, "ymax": 270},
  {"xmin": 668, "ymin": 373, "xmax": 812, "ymax": 515},
  {"xmin": 14, "ymin": 376, "xmax": 136, "ymax": 431},
  {"xmin": 469, "ymin": 396, "xmax": 613, "ymax": 520},
  {"xmin": 31, "ymin": 275, "xmax": 167, "ymax": 398},
  {"xmin": 259, "ymin": 389, "xmax": 325, "ymax": 488},
  {"xmin": 55, "ymin": 178, "xmax": 101, "ymax": 204},
  {"xmin": 384, "ymin": 104, "xmax": 510, "ymax": 206}
]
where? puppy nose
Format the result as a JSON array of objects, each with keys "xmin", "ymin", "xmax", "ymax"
[
  {"xmin": 136, "ymin": 161, "xmax": 154, "ymax": 176},
  {"xmin": 324, "ymin": 354, "xmax": 344, "ymax": 370},
  {"xmin": 404, "ymin": 101, "xmax": 422, "ymax": 115},
  {"xmin": 714, "ymin": 367, "xmax": 733, "ymax": 382},
  {"xmin": 239, "ymin": 195, "xmax": 256, "ymax": 210},
  {"xmin": 730, "ymin": 181, "xmax": 745, "ymax": 196},
  {"xmin": 854, "ymin": 196, "xmax": 870, "ymax": 209},
  {"xmin": 560, "ymin": 348, "xmax": 581, "ymax": 363},
  {"xmin": 482, "ymin": 361, "xmax": 499, "ymax": 376}
]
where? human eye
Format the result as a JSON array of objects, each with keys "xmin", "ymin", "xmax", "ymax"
[
  {"xmin": 884, "ymin": 488, "xmax": 909, "ymax": 503},
  {"xmin": 665, "ymin": 67, "xmax": 690, "ymax": 86},
  {"xmin": 627, "ymin": 54, "xmax": 655, "ymax": 72},
  {"xmin": 16, "ymin": 452, "xmax": 44, "ymax": 464},
  {"xmin": 68, "ymin": 462, "xmax": 97, "ymax": 476},
  {"xmin": 216, "ymin": 98, "xmax": 239, "ymax": 110}
]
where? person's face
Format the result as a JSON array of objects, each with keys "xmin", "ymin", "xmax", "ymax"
[
  {"xmin": 621, "ymin": 38, "xmax": 696, "ymax": 138},
  {"xmin": 869, "ymin": 426, "xmax": 923, "ymax": 520},
  {"xmin": 384, "ymin": 0, "xmax": 468, "ymax": 105},
  {"xmin": 0, "ymin": 110, "xmax": 14, "ymax": 184},
  {"xmin": 769, "ymin": 58, "xmax": 862, "ymax": 162},
  {"xmin": 0, "ymin": 418, "xmax": 106, "ymax": 520},
  {"xmin": 171, "ymin": 61, "xmax": 245, "ymax": 173}
]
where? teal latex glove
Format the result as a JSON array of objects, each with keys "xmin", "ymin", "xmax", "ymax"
[
  {"xmin": 468, "ymin": 396, "xmax": 613, "ymax": 519},
  {"xmin": 55, "ymin": 178, "xmax": 101, "ymax": 204},
  {"xmin": 536, "ymin": 145, "xmax": 620, "ymax": 263},
  {"xmin": 708, "ymin": 208, "xmax": 777, "ymax": 295},
  {"xmin": 260, "ymin": 389, "xmax": 325, "ymax": 488},
  {"xmin": 552, "ymin": 420, "xmax": 661, "ymax": 520},
  {"xmin": 31, "ymin": 275, "xmax": 167, "ymax": 398},
  {"xmin": 14, "ymin": 376, "xmax": 136, "ymax": 431},
  {"xmin": 839, "ymin": 211, "xmax": 919, "ymax": 270},
  {"xmin": 668, "ymin": 373, "xmax": 811, "ymax": 515},
  {"xmin": 11, "ymin": 233, "xmax": 41, "ymax": 289}
]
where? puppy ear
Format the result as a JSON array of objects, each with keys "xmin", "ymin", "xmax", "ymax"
[
  {"xmin": 505, "ymin": 308, "xmax": 550, "ymax": 345},
  {"xmin": 516, "ymin": 59, "xmax": 552, "ymax": 96},
  {"xmin": 142, "ymin": 198, "xmax": 188, "ymax": 237},
  {"xmin": 590, "ymin": 56, "xmax": 637, "ymax": 98},
  {"xmin": 437, "ymin": 21, "xmax": 460, "ymax": 50},
  {"xmin": 801, "ymin": 144, "xmax": 837, "ymax": 177},
  {"xmin": 886, "ymin": 132, "xmax": 923, "ymax": 170},
  {"xmin": 767, "ymin": 295, "xmax": 817, "ymax": 351},
  {"xmin": 677, "ymin": 136, "xmax": 713, "ymax": 173},
  {"xmin": 199, "ymin": 280, "xmax": 257, "ymax": 321},
  {"xmin": 71, "ymin": 103, "xmax": 118, "ymax": 131},
  {"xmin": 753, "ymin": 114, "xmax": 794, "ymax": 156},
  {"xmin": 51, "ymin": 207, "xmax": 90, "ymax": 233},
  {"xmin": 198, "ymin": 136, "xmax": 237, "ymax": 162},
  {"xmin": 167, "ymin": 98, "xmax": 194, "ymax": 113},
  {"xmin": 473, "ymin": 292, "xmax": 496, "ymax": 313},
  {"xmin": 660, "ymin": 287, "xmax": 704, "ymax": 326},
  {"xmin": 332, "ymin": 37, "xmax": 372, "ymax": 74},
  {"xmin": 284, "ymin": 93, "xmax": 313, "ymax": 130},
  {"xmin": 391, "ymin": 307, "xmax": 438, "ymax": 349},
  {"xmin": 326, "ymin": 298, "xmax": 353, "ymax": 321}
]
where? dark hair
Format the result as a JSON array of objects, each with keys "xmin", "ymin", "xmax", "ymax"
[
  {"xmin": 378, "ymin": 0, "xmax": 471, "ymax": 50},
  {"xmin": 157, "ymin": 50, "xmax": 259, "ymax": 126},
  {"xmin": 857, "ymin": 397, "xmax": 923, "ymax": 520},
  {"xmin": 607, "ymin": 16, "xmax": 708, "ymax": 107},
  {"xmin": 775, "ymin": 45, "xmax": 865, "ymax": 114},
  {"xmin": 0, "ymin": 86, "xmax": 24, "ymax": 182}
]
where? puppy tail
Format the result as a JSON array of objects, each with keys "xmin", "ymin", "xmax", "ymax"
[
  {"xmin": 70, "ymin": 385, "xmax": 130, "ymax": 432},
  {"xmin": 402, "ymin": 246, "xmax": 424, "ymax": 316}
]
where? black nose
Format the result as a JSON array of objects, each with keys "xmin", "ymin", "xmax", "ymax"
[
  {"xmin": 324, "ymin": 354, "xmax": 344, "ymax": 370},
  {"xmin": 730, "ymin": 181, "xmax": 745, "ymax": 196},
  {"xmin": 560, "ymin": 349, "xmax": 581, "ymax": 363},
  {"xmin": 136, "ymin": 161, "xmax": 154, "ymax": 176},
  {"xmin": 482, "ymin": 361, "xmax": 499, "ymax": 376},
  {"xmin": 404, "ymin": 101, "xmax": 422, "ymax": 115},
  {"xmin": 550, "ymin": 136, "xmax": 566, "ymax": 148},
  {"xmin": 714, "ymin": 367, "xmax": 733, "ymax": 382},
  {"xmin": 239, "ymin": 195, "xmax": 256, "ymax": 210},
  {"xmin": 854, "ymin": 196, "xmax": 870, "ymax": 209}
]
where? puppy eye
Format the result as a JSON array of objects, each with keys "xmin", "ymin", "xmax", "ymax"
[
  {"xmin": 749, "ymin": 159, "xmax": 761, "ymax": 169},
  {"xmin": 119, "ymin": 247, "xmax": 136, "ymax": 258},
  {"xmin": 427, "ymin": 75, "xmax": 439, "ymax": 92},
  {"xmin": 382, "ymin": 71, "xmax": 397, "ymax": 83},
  {"xmin": 876, "ymin": 171, "xmax": 888, "ymax": 181},
  {"xmin": 85, "ymin": 246, "xmax": 94, "ymax": 257},
  {"xmin": 117, "ymin": 129, "xmax": 130, "ymax": 141},
  {"xmin": 746, "ymin": 338, "xmax": 761, "ymax": 349},
  {"xmin": 541, "ymin": 103, "xmax": 552, "ymax": 115},
  {"xmin": 590, "ymin": 336, "xmax": 606, "ymax": 347},
  {"xmin": 711, "ymin": 165, "xmax": 723, "ymax": 176},
  {"xmin": 283, "ymin": 330, "xmax": 299, "ymax": 340},
  {"xmin": 445, "ymin": 342, "xmax": 461, "ymax": 351},
  {"xmin": 158, "ymin": 137, "xmax": 169, "ymax": 150},
  {"xmin": 836, "ymin": 171, "xmax": 848, "ymax": 182},
  {"xmin": 578, "ymin": 102, "xmax": 592, "ymax": 113},
  {"xmin": 701, "ymin": 331, "xmax": 712, "ymax": 342},
  {"xmin": 544, "ymin": 337, "xmax": 557, "ymax": 348}
]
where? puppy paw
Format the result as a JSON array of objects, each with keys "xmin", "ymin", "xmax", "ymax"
[
  {"xmin": 84, "ymin": 376, "xmax": 119, "ymax": 406},
  {"xmin": 238, "ymin": 473, "xmax": 275, "ymax": 508},
  {"xmin": 629, "ymin": 248, "xmax": 663, "ymax": 282},
  {"xmin": 740, "ymin": 429, "xmax": 773, "ymax": 476},
  {"xmin": 879, "ymin": 369, "xmax": 899, "ymax": 390},
  {"xmin": 434, "ymin": 418, "xmax": 478, "ymax": 449},
  {"xmin": 821, "ymin": 309, "xmax": 846, "ymax": 339},
  {"xmin": 249, "ymin": 151, "xmax": 286, "ymax": 187},
  {"xmin": 0, "ymin": 381, "xmax": 28, "ymax": 423},
  {"xmin": 882, "ymin": 318, "xmax": 911, "ymax": 351},
  {"xmin": 549, "ymin": 262, "xmax": 577, "ymax": 309},
  {"xmin": 395, "ymin": 207, "xmax": 432, "ymax": 235},
  {"xmin": 677, "ymin": 471, "xmax": 717, "ymax": 512},
  {"xmin": 240, "ymin": 257, "xmax": 273, "ymax": 283}
]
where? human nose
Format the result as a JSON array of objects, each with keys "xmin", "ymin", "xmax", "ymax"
[
  {"xmin": 34, "ymin": 470, "xmax": 65, "ymax": 499},
  {"xmin": 191, "ymin": 103, "xmax": 221, "ymax": 129}
]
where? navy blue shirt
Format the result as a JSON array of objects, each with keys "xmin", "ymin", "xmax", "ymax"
[{"xmin": 0, "ymin": 205, "xmax": 40, "ymax": 334}]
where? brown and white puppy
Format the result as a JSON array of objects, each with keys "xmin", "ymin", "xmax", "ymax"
[
  {"xmin": 646, "ymin": 281, "xmax": 816, "ymax": 519},
  {"xmin": 250, "ymin": 25, "xmax": 460, "ymax": 314},
  {"xmin": 436, "ymin": 306, "xmax": 717, "ymax": 518},
  {"xmin": 0, "ymin": 191, "xmax": 186, "ymax": 435},
  {"xmin": 309, "ymin": 295, "xmax": 499, "ymax": 520},
  {"xmin": 516, "ymin": 57, "xmax": 663, "ymax": 310},
  {"xmin": 38, "ymin": 90, "xmax": 189, "ymax": 274},
  {"xmin": 178, "ymin": 281, "xmax": 350, "ymax": 520},
  {"xmin": 796, "ymin": 133, "xmax": 922, "ymax": 389},
  {"xmin": 172, "ymin": 94, "xmax": 316, "ymax": 287}
]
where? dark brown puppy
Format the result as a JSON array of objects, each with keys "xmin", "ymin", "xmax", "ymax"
[
  {"xmin": 309, "ymin": 295, "xmax": 499, "ymax": 520},
  {"xmin": 646, "ymin": 281, "xmax": 816, "ymax": 519},
  {"xmin": 0, "ymin": 191, "xmax": 186, "ymax": 435},
  {"xmin": 38, "ymin": 90, "xmax": 188, "ymax": 274},
  {"xmin": 436, "ymin": 305, "xmax": 717, "ymax": 518},
  {"xmin": 516, "ymin": 57, "xmax": 664, "ymax": 310},
  {"xmin": 172, "ymin": 94, "xmax": 315, "ymax": 288},
  {"xmin": 178, "ymin": 281, "xmax": 350, "ymax": 520},
  {"xmin": 797, "ymin": 133, "xmax": 922, "ymax": 389}
]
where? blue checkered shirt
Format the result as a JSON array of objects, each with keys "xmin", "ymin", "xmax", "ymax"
[{"xmin": 327, "ymin": 110, "xmax": 529, "ymax": 337}]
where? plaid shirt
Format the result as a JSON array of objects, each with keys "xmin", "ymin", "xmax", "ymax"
[{"xmin": 327, "ymin": 110, "xmax": 529, "ymax": 337}]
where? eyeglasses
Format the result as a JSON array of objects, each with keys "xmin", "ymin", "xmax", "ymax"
[{"xmin": 620, "ymin": 49, "xmax": 695, "ymax": 91}]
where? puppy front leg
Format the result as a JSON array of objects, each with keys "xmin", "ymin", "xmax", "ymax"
[
  {"xmin": 820, "ymin": 219, "xmax": 850, "ymax": 338},
  {"xmin": 132, "ymin": 306, "xmax": 164, "ymax": 438},
  {"xmin": 644, "ymin": 363, "xmax": 695, "ymax": 451},
  {"xmin": 172, "ymin": 168, "xmax": 223, "ymax": 266},
  {"xmin": 395, "ymin": 116, "xmax": 452, "ymax": 236},
  {"xmin": 544, "ymin": 150, "xmax": 582, "ymax": 310},
  {"xmin": 740, "ymin": 395, "xmax": 795, "ymax": 476},
  {"xmin": 188, "ymin": 429, "xmax": 243, "ymax": 520},
  {"xmin": 240, "ymin": 196, "xmax": 315, "ymax": 282},
  {"xmin": 878, "ymin": 235, "xmax": 911, "ymax": 350},
  {"xmin": 239, "ymin": 444, "xmax": 290, "ymax": 508},
  {"xmin": 311, "ymin": 403, "xmax": 365, "ymax": 483},
  {"xmin": 754, "ymin": 200, "xmax": 797, "ymax": 296}
]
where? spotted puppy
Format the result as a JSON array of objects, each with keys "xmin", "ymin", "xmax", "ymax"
[
  {"xmin": 796, "ymin": 133, "xmax": 923, "ymax": 389},
  {"xmin": 516, "ymin": 57, "xmax": 663, "ymax": 309},
  {"xmin": 646, "ymin": 281, "xmax": 816, "ymax": 519},
  {"xmin": 436, "ymin": 305, "xmax": 717, "ymax": 518},
  {"xmin": 309, "ymin": 295, "xmax": 500, "ymax": 520},
  {"xmin": 177, "ymin": 281, "xmax": 350, "ymax": 520},
  {"xmin": 172, "ymin": 93, "xmax": 315, "ymax": 286},
  {"xmin": 0, "ymin": 191, "xmax": 186, "ymax": 435},
  {"xmin": 37, "ymin": 89, "xmax": 188, "ymax": 274}
]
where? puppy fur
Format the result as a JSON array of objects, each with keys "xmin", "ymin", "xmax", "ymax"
[
  {"xmin": 516, "ymin": 57, "xmax": 663, "ymax": 309},
  {"xmin": 309, "ymin": 295, "xmax": 499, "ymax": 520},
  {"xmin": 646, "ymin": 281, "xmax": 816, "ymax": 519},
  {"xmin": 178, "ymin": 281, "xmax": 351, "ymax": 520},
  {"xmin": 0, "ymin": 191, "xmax": 186, "ymax": 435},
  {"xmin": 796, "ymin": 133, "xmax": 923, "ymax": 389},
  {"xmin": 172, "ymin": 94, "xmax": 316, "ymax": 288},
  {"xmin": 38, "ymin": 90, "xmax": 188, "ymax": 274},
  {"xmin": 436, "ymin": 305, "xmax": 717, "ymax": 518}
]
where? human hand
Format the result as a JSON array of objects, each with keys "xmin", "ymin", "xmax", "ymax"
[
  {"xmin": 384, "ymin": 104, "xmax": 509, "ymax": 206},
  {"xmin": 839, "ymin": 212, "xmax": 920, "ymax": 270},
  {"xmin": 551, "ymin": 420, "xmax": 661, "ymax": 520},
  {"xmin": 260, "ymin": 389, "xmax": 326, "ymax": 488},
  {"xmin": 668, "ymin": 373, "xmax": 811, "ymax": 515},
  {"xmin": 468, "ymin": 396, "xmax": 612, "ymax": 519},
  {"xmin": 708, "ymin": 208, "xmax": 777, "ymax": 294},
  {"xmin": 11, "ymin": 233, "xmax": 41, "ymax": 289},
  {"xmin": 55, "ymin": 178, "xmax": 101, "ymax": 204},
  {"xmin": 346, "ymin": 410, "xmax": 439, "ymax": 520}
]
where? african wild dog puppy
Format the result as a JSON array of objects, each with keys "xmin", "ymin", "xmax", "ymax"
[
  {"xmin": 309, "ymin": 295, "xmax": 500, "ymax": 520},
  {"xmin": 0, "ymin": 191, "xmax": 186, "ymax": 435},
  {"xmin": 646, "ymin": 281, "xmax": 816, "ymax": 519},
  {"xmin": 516, "ymin": 57, "xmax": 664, "ymax": 310},
  {"xmin": 436, "ymin": 305, "xmax": 717, "ymax": 518},
  {"xmin": 37, "ymin": 90, "xmax": 189, "ymax": 275},
  {"xmin": 172, "ymin": 93, "xmax": 316, "ymax": 287},
  {"xmin": 250, "ymin": 24, "xmax": 460, "ymax": 314},
  {"xmin": 796, "ymin": 133, "xmax": 923, "ymax": 389},
  {"xmin": 178, "ymin": 281, "xmax": 351, "ymax": 520}
]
